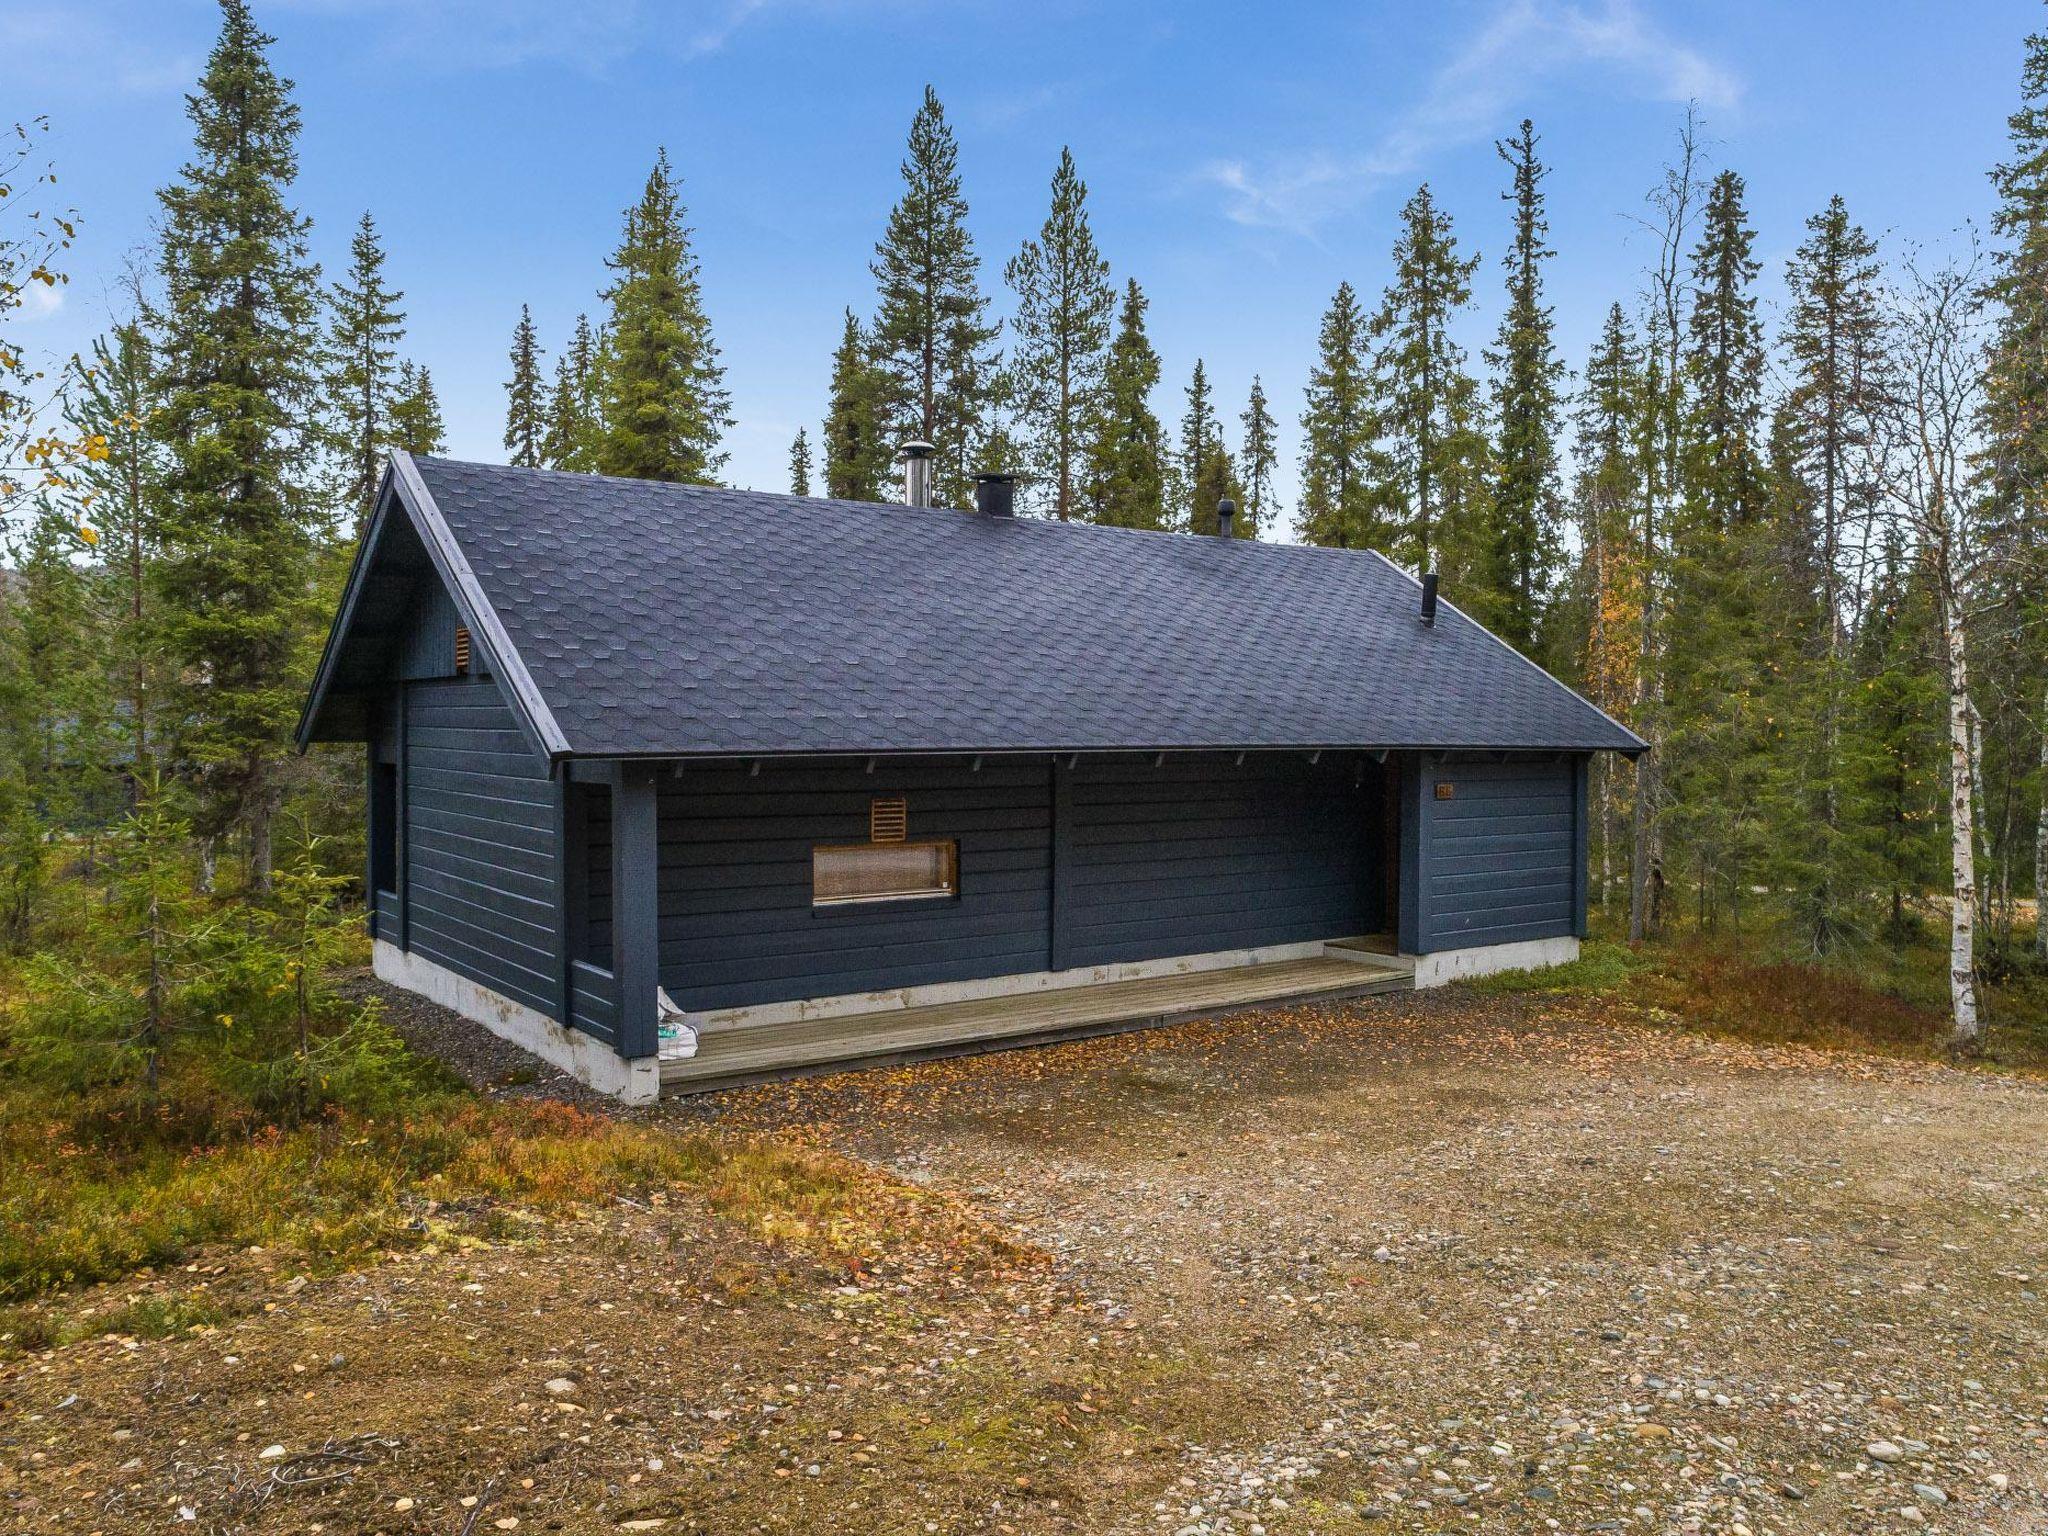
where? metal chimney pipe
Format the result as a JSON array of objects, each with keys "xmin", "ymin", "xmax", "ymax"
[
  {"xmin": 1216, "ymin": 497, "xmax": 1236, "ymax": 538},
  {"xmin": 899, "ymin": 440, "xmax": 935, "ymax": 508},
  {"xmin": 1420, "ymin": 571, "xmax": 1440, "ymax": 627},
  {"xmin": 974, "ymin": 472, "xmax": 1017, "ymax": 517}
]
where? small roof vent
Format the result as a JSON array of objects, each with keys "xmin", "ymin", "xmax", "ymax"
[
  {"xmin": 974, "ymin": 473, "xmax": 1016, "ymax": 518},
  {"xmin": 453, "ymin": 625, "xmax": 472, "ymax": 674}
]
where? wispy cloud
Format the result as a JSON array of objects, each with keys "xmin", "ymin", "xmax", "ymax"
[
  {"xmin": 1200, "ymin": 0, "xmax": 1740, "ymax": 234},
  {"xmin": 0, "ymin": 8, "xmax": 199, "ymax": 96},
  {"xmin": 273, "ymin": 0, "xmax": 794, "ymax": 73}
]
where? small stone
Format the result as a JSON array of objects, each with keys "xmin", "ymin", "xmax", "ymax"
[
  {"xmin": 1866, "ymin": 1441, "xmax": 1904, "ymax": 1463},
  {"xmin": 393, "ymin": 1497, "xmax": 415, "ymax": 1512},
  {"xmin": 257, "ymin": 1444, "xmax": 285, "ymax": 1460},
  {"xmin": 544, "ymin": 1378, "xmax": 576, "ymax": 1396},
  {"xmin": 1779, "ymin": 1483, "xmax": 1806, "ymax": 1500},
  {"xmin": 1633, "ymin": 1424, "xmax": 1672, "ymax": 1440},
  {"xmin": 1913, "ymin": 1484, "xmax": 1948, "ymax": 1506}
]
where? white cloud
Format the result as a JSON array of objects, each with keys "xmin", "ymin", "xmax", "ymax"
[
  {"xmin": 1201, "ymin": 0, "xmax": 1740, "ymax": 233},
  {"xmin": 16, "ymin": 282, "xmax": 67, "ymax": 323},
  {"xmin": 1, "ymin": 7, "xmax": 199, "ymax": 96},
  {"xmin": 273, "ymin": 0, "xmax": 790, "ymax": 72}
]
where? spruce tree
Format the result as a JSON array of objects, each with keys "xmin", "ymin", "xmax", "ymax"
[
  {"xmin": 1297, "ymin": 281, "xmax": 1389, "ymax": 549},
  {"xmin": 592, "ymin": 150, "xmax": 731, "ymax": 484},
  {"xmin": 389, "ymin": 362, "xmax": 445, "ymax": 455},
  {"xmin": 543, "ymin": 313, "xmax": 599, "ymax": 470},
  {"xmin": 503, "ymin": 304, "xmax": 546, "ymax": 468},
  {"xmin": 1663, "ymin": 167, "xmax": 1773, "ymax": 927},
  {"xmin": 1370, "ymin": 184, "xmax": 1488, "ymax": 578},
  {"xmin": 326, "ymin": 211, "xmax": 404, "ymax": 525},
  {"xmin": 1570, "ymin": 304, "xmax": 1649, "ymax": 906},
  {"xmin": 1778, "ymin": 195, "xmax": 1886, "ymax": 950},
  {"xmin": 1189, "ymin": 435, "xmax": 1246, "ymax": 538},
  {"xmin": 870, "ymin": 87, "xmax": 1000, "ymax": 508},
  {"xmin": 822, "ymin": 310, "xmax": 892, "ymax": 501},
  {"xmin": 1004, "ymin": 147, "xmax": 1113, "ymax": 518},
  {"xmin": 1682, "ymin": 169, "xmax": 1768, "ymax": 536},
  {"xmin": 1853, "ymin": 530, "xmax": 1946, "ymax": 942},
  {"xmin": 1485, "ymin": 121, "xmax": 1564, "ymax": 648},
  {"xmin": 1985, "ymin": 17, "xmax": 2048, "ymax": 959},
  {"xmin": 150, "ymin": 0, "xmax": 325, "ymax": 892},
  {"xmin": 788, "ymin": 426, "xmax": 813, "ymax": 496},
  {"xmin": 1237, "ymin": 376, "xmax": 1278, "ymax": 539},
  {"xmin": 1078, "ymin": 278, "xmax": 1166, "ymax": 529},
  {"xmin": 66, "ymin": 320, "xmax": 164, "ymax": 769},
  {"xmin": 1176, "ymin": 359, "xmax": 1215, "ymax": 530}
]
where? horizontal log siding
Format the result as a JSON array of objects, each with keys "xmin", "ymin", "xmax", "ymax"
[
  {"xmin": 403, "ymin": 677, "xmax": 564, "ymax": 1023},
  {"xmin": 1056, "ymin": 755, "xmax": 1374, "ymax": 970},
  {"xmin": 1417, "ymin": 755, "xmax": 1581, "ymax": 951},
  {"xmin": 656, "ymin": 759, "xmax": 1053, "ymax": 1011}
]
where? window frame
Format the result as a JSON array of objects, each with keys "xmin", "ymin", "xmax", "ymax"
[{"xmin": 811, "ymin": 838, "xmax": 960, "ymax": 910}]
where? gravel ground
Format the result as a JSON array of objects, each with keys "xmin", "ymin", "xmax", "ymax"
[
  {"xmin": 6, "ymin": 983, "xmax": 2046, "ymax": 1534},
  {"xmin": 705, "ymin": 987, "xmax": 2048, "ymax": 1535}
]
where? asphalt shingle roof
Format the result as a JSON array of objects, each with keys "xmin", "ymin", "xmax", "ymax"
[{"xmin": 400, "ymin": 455, "xmax": 1643, "ymax": 759}]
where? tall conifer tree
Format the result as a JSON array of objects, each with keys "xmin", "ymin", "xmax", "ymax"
[
  {"xmin": 1370, "ymin": 185, "xmax": 1488, "ymax": 578},
  {"xmin": 543, "ymin": 314, "xmax": 599, "ymax": 470},
  {"xmin": 1176, "ymin": 359, "xmax": 1214, "ymax": 530},
  {"xmin": 1665, "ymin": 167, "xmax": 1772, "ymax": 929},
  {"xmin": 1237, "ymin": 376, "xmax": 1277, "ymax": 539},
  {"xmin": 390, "ymin": 362, "xmax": 444, "ymax": 455},
  {"xmin": 1079, "ymin": 278, "xmax": 1166, "ymax": 529},
  {"xmin": 822, "ymin": 310, "xmax": 892, "ymax": 501},
  {"xmin": 326, "ymin": 211, "xmax": 404, "ymax": 524},
  {"xmin": 1984, "ymin": 17, "xmax": 2048, "ymax": 959},
  {"xmin": 1778, "ymin": 195, "xmax": 1887, "ymax": 950},
  {"xmin": 503, "ymin": 304, "xmax": 546, "ymax": 468},
  {"xmin": 1297, "ymin": 281, "xmax": 1388, "ymax": 549},
  {"xmin": 870, "ymin": 87, "xmax": 1000, "ymax": 508},
  {"xmin": 1485, "ymin": 122, "xmax": 1564, "ymax": 647},
  {"xmin": 66, "ymin": 319, "xmax": 165, "ymax": 769},
  {"xmin": 788, "ymin": 427, "xmax": 813, "ymax": 496},
  {"xmin": 150, "ymin": 0, "xmax": 325, "ymax": 890},
  {"xmin": 592, "ymin": 150, "xmax": 730, "ymax": 484},
  {"xmin": 1005, "ymin": 148, "xmax": 1113, "ymax": 518}
]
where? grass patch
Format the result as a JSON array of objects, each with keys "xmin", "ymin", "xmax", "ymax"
[
  {"xmin": 1468, "ymin": 938, "xmax": 1650, "ymax": 996},
  {"xmin": 0, "ymin": 1093, "xmax": 1026, "ymax": 1309}
]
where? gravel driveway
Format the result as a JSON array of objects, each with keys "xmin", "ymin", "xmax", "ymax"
[{"xmin": 706, "ymin": 986, "xmax": 2048, "ymax": 1535}]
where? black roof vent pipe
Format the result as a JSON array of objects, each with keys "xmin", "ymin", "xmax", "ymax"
[
  {"xmin": 1216, "ymin": 497, "xmax": 1236, "ymax": 537},
  {"xmin": 1420, "ymin": 571, "xmax": 1440, "ymax": 627},
  {"xmin": 974, "ymin": 472, "xmax": 1016, "ymax": 518}
]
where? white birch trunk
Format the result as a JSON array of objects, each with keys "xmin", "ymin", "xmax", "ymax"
[{"xmin": 1940, "ymin": 588, "xmax": 1983, "ymax": 1050}]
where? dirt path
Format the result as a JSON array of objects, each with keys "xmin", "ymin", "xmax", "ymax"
[{"xmin": 7, "ymin": 989, "xmax": 2047, "ymax": 1534}]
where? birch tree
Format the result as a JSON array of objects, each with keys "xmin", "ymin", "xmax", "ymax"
[{"xmin": 1871, "ymin": 251, "xmax": 1990, "ymax": 1050}]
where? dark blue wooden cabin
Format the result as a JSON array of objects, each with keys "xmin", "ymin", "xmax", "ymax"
[{"xmin": 299, "ymin": 454, "xmax": 1642, "ymax": 1099}]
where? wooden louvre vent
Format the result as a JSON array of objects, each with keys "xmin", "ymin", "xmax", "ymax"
[
  {"xmin": 453, "ymin": 625, "xmax": 472, "ymax": 676},
  {"xmin": 869, "ymin": 796, "xmax": 908, "ymax": 844}
]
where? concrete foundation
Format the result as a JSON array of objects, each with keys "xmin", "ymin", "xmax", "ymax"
[
  {"xmin": 1410, "ymin": 935, "xmax": 1580, "ymax": 989},
  {"xmin": 373, "ymin": 940, "xmax": 660, "ymax": 1104}
]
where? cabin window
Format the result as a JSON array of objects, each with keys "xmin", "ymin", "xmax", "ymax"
[
  {"xmin": 813, "ymin": 840, "xmax": 958, "ymax": 907},
  {"xmin": 566, "ymin": 781, "xmax": 613, "ymax": 968},
  {"xmin": 369, "ymin": 762, "xmax": 398, "ymax": 897}
]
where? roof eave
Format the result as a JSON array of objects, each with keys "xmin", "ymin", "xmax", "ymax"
[{"xmin": 295, "ymin": 451, "xmax": 573, "ymax": 761}]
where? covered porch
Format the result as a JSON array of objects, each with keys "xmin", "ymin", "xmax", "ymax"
[{"xmin": 657, "ymin": 940, "xmax": 1414, "ymax": 1094}]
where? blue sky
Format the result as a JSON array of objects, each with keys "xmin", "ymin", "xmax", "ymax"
[{"xmin": 12, "ymin": 0, "xmax": 2039, "ymax": 520}]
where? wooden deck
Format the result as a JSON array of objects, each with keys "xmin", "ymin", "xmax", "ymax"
[{"xmin": 658, "ymin": 948, "xmax": 1414, "ymax": 1095}]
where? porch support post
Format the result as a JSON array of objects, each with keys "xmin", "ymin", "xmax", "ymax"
[
  {"xmin": 610, "ymin": 761, "xmax": 661, "ymax": 1061},
  {"xmin": 1397, "ymin": 751, "xmax": 1428, "ymax": 955},
  {"xmin": 1571, "ymin": 754, "xmax": 1591, "ymax": 939}
]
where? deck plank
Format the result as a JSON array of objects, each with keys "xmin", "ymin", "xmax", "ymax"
[{"xmin": 658, "ymin": 954, "xmax": 1413, "ymax": 1094}]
